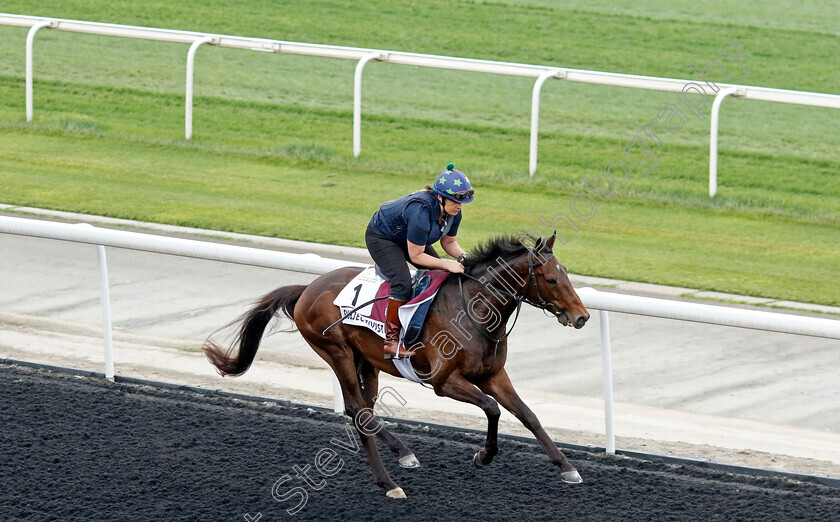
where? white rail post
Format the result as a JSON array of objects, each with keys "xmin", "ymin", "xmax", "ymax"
[
  {"xmin": 529, "ymin": 70, "xmax": 562, "ymax": 177},
  {"xmin": 76, "ymin": 224, "xmax": 115, "ymax": 380},
  {"xmin": 333, "ymin": 376, "xmax": 344, "ymax": 413},
  {"xmin": 25, "ymin": 20, "xmax": 53, "ymax": 122},
  {"xmin": 709, "ymin": 87, "xmax": 743, "ymax": 197},
  {"xmin": 599, "ymin": 310, "xmax": 616, "ymax": 454},
  {"xmin": 353, "ymin": 52, "xmax": 382, "ymax": 158},
  {"xmin": 97, "ymin": 244, "xmax": 115, "ymax": 380},
  {"xmin": 185, "ymin": 36, "xmax": 216, "ymax": 140}
]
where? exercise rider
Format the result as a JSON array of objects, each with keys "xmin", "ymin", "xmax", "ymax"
[{"xmin": 365, "ymin": 163, "xmax": 474, "ymax": 359}]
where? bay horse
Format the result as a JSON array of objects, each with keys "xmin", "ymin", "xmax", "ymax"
[{"xmin": 203, "ymin": 233, "xmax": 590, "ymax": 498}]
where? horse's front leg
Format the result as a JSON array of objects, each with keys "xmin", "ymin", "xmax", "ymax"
[
  {"xmin": 434, "ymin": 371, "xmax": 501, "ymax": 467},
  {"xmin": 479, "ymin": 368, "xmax": 582, "ymax": 483}
]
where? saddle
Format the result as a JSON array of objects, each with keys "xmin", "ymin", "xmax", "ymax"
[
  {"xmin": 372, "ymin": 266, "xmax": 432, "ymax": 298},
  {"xmin": 332, "ymin": 267, "xmax": 449, "ymax": 344},
  {"xmin": 403, "ymin": 270, "xmax": 432, "ymax": 344}
]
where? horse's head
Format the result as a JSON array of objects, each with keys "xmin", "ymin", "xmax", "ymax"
[{"xmin": 524, "ymin": 233, "xmax": 590, "ymax": 329}]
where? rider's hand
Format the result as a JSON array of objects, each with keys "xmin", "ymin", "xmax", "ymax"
[{"xmin": 444, "ymin": 259, "xmax": 465, "ymax": 273}]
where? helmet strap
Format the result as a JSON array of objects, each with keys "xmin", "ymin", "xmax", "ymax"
[
  {"xmin": 437, "ymin": 195, "xmax": 448, "ymax": 219},
  {"xmin": 437, "ymin": 196, "xmax": 450, "ymax": 231}
]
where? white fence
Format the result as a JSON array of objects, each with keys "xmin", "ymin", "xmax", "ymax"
[
  {"xmin": 2, "ymin": 215, "xmax": 839, "ymax": 454},
  {"xmin": 2, "ymin": 13, "xmax": 840, "ymax": 193}
]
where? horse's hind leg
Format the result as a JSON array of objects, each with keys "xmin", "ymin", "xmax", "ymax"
[
  {"xmin": 357, "ymin": 359, "xmax": 420, "ymax": 468},
  {"xmin": 317, "ymin": 344, "xmax": 408, "ymax": 498},
  {"xmin": 433, "ymin": 371, "xmax": 501, "ymax": 467},
  {"xmin": 480, "ymin": 368, "xmax": 582, "ymax": 484}
]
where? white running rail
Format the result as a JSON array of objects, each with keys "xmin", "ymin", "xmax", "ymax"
[
  {"xmin": 2, "ymin": 13, "xmax": 839, "ymax": 186},
  {"xmin": 2, "ymin": 215, "xmax": 839, "ymax": 453}
]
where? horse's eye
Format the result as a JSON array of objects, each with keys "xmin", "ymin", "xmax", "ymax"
[{"xmin": 546, "ymin": 278, "xmax": 558, "ymax": 285}]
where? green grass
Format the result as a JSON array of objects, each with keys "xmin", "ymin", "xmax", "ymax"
[{"xmin": 0, "ymin": 1, "xmax": 838, "ymax": 305}]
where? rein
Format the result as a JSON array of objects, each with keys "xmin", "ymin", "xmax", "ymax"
[
  {"xmin": 456, "ymin": 248, "xmax": 559, "ymax": 351},
  {"xmin": 457, "ymin": 274, "xmax": 523, "ymax": 348}
]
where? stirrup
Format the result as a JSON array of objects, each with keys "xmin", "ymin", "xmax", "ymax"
[{"xmin": 384, "ymin": 344, "xmax": 416, "ymax": 360}]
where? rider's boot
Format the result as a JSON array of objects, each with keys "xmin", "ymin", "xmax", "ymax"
[{"xmin": 383, "ymin": 298, "xmax": 415, "ymax": 359}]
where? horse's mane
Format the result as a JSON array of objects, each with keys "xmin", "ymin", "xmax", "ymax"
[{"xmin": 462, "ymin": 234, "xmax": 537, "ymax": 273}]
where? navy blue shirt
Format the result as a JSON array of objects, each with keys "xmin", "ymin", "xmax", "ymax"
[{"xmin": 370, "ymin": 190, "xmax": 462, "ymax": 245}]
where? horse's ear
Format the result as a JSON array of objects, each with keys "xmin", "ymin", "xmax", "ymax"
[
  {"xmin": 533, "ymin": 235, "xmax": 543, "ymax": 250},
  {"xmin": 546, "ymin": 231, "xmax": 556, "ymax": 249}
]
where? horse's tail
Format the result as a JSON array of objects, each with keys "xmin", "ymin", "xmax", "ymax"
[{"xmin": 203, "ymin": 284, "xmax": 307, "ymax": 377}]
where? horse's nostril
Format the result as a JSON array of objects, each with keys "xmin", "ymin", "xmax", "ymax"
[{"xmin": 575, "ymin": 316, "xmax": 588, "ymax": 328}]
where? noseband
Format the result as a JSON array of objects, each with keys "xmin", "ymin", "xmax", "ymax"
[{"xmin": 456, "ymin": 247, "xmax": 561, "ymax": 347}]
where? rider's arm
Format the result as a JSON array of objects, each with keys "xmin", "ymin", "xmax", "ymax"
[
  {"xmin": 440, "ymin": 235, "xmax": 466, "ymax": 260},
  {"xmin": 404, "ymin": 202, "xmax": 464, "ymax": 273},
  {"xmin": 407, "ymin": 241, "xmax": 463, "ymax": 273}
]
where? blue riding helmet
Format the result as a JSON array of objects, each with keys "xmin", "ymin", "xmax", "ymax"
[{"xmin": 432, "ymin": 163, "xmax": 474, "ymax": 203}]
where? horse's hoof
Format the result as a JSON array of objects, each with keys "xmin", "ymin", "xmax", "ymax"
[
  {"xmin": 472, "ymin": 451, "xmax": 486, "ymax": 468},
  {"xmin": 560, "ymin": 469, "xmax": 583, "ymax": 484},
  {"xmin": 399, "ymin": 454, "xmax": 421, "ymax": 468},
  {"xmin": 386, "ymin": 487, "xmax": 407, "ymax": 499}
]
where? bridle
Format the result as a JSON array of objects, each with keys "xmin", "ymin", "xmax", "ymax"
[
  {"xmin": 457, "ymin": 246, "xmax": 565, "ymax": 350},
  {"xmin": 523, "ymin": 250, "xmax": 569, "ymax": 321}
]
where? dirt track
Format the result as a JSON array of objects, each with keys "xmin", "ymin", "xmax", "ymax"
[{"xmin": 2, "ymin": 364, "xmax": 839, "ymax": 521}]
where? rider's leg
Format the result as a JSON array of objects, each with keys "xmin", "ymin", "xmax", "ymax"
[
  {"xmin": 365, "ymin": 226, "xmax": 415, "ymax": 358},
  {"xmin": 383, "ymin": 297, "xmax": 410, "ymax": 359}
]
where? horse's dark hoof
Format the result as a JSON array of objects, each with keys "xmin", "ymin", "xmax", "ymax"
[
  {"xmin": 472, "ymin": 451, "xmax": 486, "ymax": 468},
  {"xmin": 399, "ymin": 454, "xmax": 420, "ymax": 468},
  {"xmin": 560, "ymin": 470, "xmax": 583, "ymax": 484}
]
